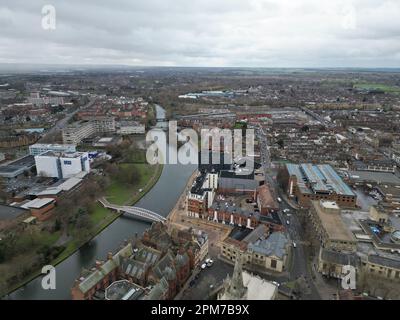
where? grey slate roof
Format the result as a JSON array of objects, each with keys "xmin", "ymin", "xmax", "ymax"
[
  {"xmin": 247, "ymin": 231, "xmax": 289, "ymax": 259},
  {"xmin": 368, "ymin": 255, "xmax": 400, "ymax": 269},
  {"xmin": 320, "ymin": 249, "xmax": 360, "ymax": 267}
]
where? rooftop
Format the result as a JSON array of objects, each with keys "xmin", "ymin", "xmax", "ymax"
[
  {"xmin": 105, "ymin": 280, "xmax": 145, "ymax": 300},
  {"xmin": 312, "ymin": 200, "xmax": 356, "ymax": 242},
  {"xmin": 348, "ymin": 170, "xmax": 400, "ymax": 185},
  {"xmin": 37, "ymin": 151, "xmax": 87, "ymax": 158},
  {"xmin": 0, "ymin": 204, "xmax": 29, "ymax": 221},
  {"xmin": 247, "ymin": 231, "xmax": 289, "ymax": 259},
  {"xmin": 287, "ymin": 163, "xmax": 355, "ymax": 196},
  {"xmin": 21, "ymin": 198, "xmax": 55, "ymax": 209},
  {"xmin": 242, "ymin": 271, "xmax": 278, "ymax": 300}
]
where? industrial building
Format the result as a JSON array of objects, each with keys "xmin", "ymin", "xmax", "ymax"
[
  {"xmin": 35, "ymin": 151, "xmax": 90, "ymax": 179},
  {"xmin": 29, "ymin": 143, "xmax": 77, "ymax": 156},
  {"xmin": 285, "ymin": 163, "xmax": 357, "ymax": 208}
]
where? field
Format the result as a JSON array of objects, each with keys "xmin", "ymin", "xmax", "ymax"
[{"xmin": 353, "ymin": 82, "xmax": 400, "ymax": 93}]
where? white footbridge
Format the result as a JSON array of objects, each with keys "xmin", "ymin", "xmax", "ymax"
[{"xmin": 99, "ymin": 198, "xmax": 166, "ymax": 223}]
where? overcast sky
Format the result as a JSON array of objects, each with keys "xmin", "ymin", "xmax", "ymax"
[{"xmin": 1, "ymin": 0, "xmax": 400, "ymax": 68}]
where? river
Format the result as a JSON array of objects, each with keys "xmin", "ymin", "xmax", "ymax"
[{"xmin": 8, "ymin": 105, "xmax": 196, "ymax": 300}]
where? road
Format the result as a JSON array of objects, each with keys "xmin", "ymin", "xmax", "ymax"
[
  {"xmin": 39, "ymin": 97, "xmax": 97, "ymax": 142},
  {"xmin": 256, "ymin": 124, "xmax": 321, "ymax": 299}
]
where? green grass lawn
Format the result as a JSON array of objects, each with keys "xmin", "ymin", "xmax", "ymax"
[
  {"xmin": 106, "ymin": 163, "xmax": 160, "ymax": 205},
  {"xmin": 89, "ymin": 203, "xmax": 111, "ymax": 225}
]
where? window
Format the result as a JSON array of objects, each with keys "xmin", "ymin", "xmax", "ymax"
[
  {"xmin": 64, "ymin": 160, "xmax": 72, "ymax": 165},
  {"xmin": 271, "ymin": 259, "xmax": 277, "ymax": 269}
]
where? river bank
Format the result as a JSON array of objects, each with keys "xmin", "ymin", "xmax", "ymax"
[{"xmin": 2, "ymin": 163, "xmax": 163, "ymax": 298}]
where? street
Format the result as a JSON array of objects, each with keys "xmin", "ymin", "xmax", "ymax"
[
  {"xmin": 256, "ymin": 125, "xmax": 321, "ymax": 299},
  {"xmin": 38, "ymin": 97, "xmax": 97, "ymax": 142}
]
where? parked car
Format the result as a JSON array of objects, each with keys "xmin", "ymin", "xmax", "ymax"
[
  {"xmin": 292, "ymin": 241, "xmax": 297, "ymax": 248},
  {"xmin": 283, "ymin": 209, "xmax": 290, "ymax": 213},
  {"xmin": 286, "ymin": 220, "xmax": 290, "ymax": 225},
  {"xmin": 206, "ymin": 259, "xmax": 214, "ymax": 267},
  {"xmin": 201, "ymin": 263, "xmax": 207, "ymax": 270},
  {"xmin": 277, "ymin": 197, "xmax": 282, "ymax": 203}
]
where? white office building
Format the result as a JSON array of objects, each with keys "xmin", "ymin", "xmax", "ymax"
[
  {"xmin": 62, "ymin": 121, "xmax": 96, "ymax": 144},
  {"xmin": 29, "ymin": 143, "xmax": 77, "ymax": 156},
  {"xmin": 35, "ymin": 151, "xmax": 90, "ymax": 179}
]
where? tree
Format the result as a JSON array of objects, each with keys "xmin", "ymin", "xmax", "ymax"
[
  {"xmin": 277, "ymin": 139, "xmax": 285, "ymax": 149},
  {"xmin": 276, "ymin": 167, "xmax": 289, "ymax": 190}
]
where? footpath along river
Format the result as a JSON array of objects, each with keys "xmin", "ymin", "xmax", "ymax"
[{"xmin": 8, "ymin": 105, "xmax": 196, "ymax": 300}]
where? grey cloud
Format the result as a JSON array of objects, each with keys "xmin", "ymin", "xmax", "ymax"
[{"xmin": 0, "ymin": 0, "xmax": 399, "ymax": 67}]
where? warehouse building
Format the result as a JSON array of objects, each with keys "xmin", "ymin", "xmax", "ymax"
[{"xmin": 285, "ymin": 163, "xmax": 357, "ymax": 208}]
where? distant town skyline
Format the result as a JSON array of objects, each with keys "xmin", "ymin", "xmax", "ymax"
[{"xmin": 1, "ymin": 0, "xmax": 400, "ymax": 68}]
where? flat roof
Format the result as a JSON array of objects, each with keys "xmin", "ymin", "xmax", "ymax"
[
  {"xmin": 348, "ymin": 170, "xmax": 400, "ymax": 185},
  {"xmin": 38, "ymin": 151, "xmax": 87, "ymax": 158},
  {"xmin": 0, "ymin": 204, "xmax": 28, "ymax": 220},
  {"xmin": 312, "ymin": 200, "xmax": 356, "ymax": 242},
  {"xmin": 30, "ymin": 143, "xmax": 76, "ymax": 149},
  {"xmin": 57, "ymin": 177, "xmax": 82, "ymax": 191},
  {"xmin": 0, "ymin": 155, "xmax": 35, "ymax": 177}
]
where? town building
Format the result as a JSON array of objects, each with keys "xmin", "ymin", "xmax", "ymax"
[
  {"xmin": 20, "ymin": 197, "xmax": 56, "ymax": 221},
  {"xmin": 221, "ymin": 225, "xmax": 290, "ymax": 273},
  {"xmin": 62, "ymin": 121, "xmax": 96, "ymax": 144},
  {"xmin": 256, "ymin": 184, "xmax": 279, "ymax": 215},
  {"xmin": 187, "ymin": 171, "xmax": 218, "ymax": 218},
  {"xmin": 118, "ymin": 121, "xmax": 146, "ymax": 135},
  {"xmin": 364, "ymin": 255, "xmax": 400, "ymax": 280},
  {"xmin": 308, "ymin": 200, "xmax": 357, "ymax": 252},
  {"xmin": 284, "ymin": 163, "xmax": 357, "ymax": 208},
  {"xmin": 35, "ymin": 151, "xmax": 90, "ymax": 179},
  {"xmin": 71, "ymin": 223, "xmax": 208, "ymax": 300},
  {"xmin": 80, "ymin": 115, "xmax": 116, "ymax": 133},
  {"xmin": 317, "ymin": 248, "xmax": 360, "ymax": 278}
]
